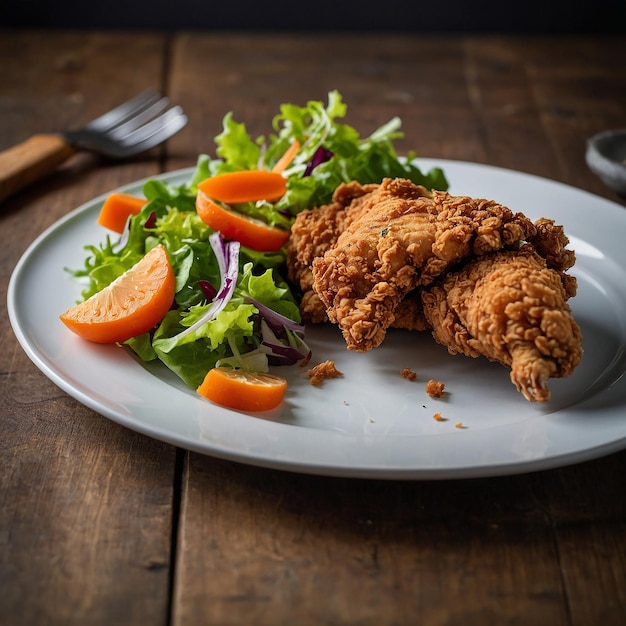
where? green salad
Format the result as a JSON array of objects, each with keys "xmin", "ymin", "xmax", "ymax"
[{"xmin": 69, "ymin": 90, "xmax": 448, "ymax": 390}]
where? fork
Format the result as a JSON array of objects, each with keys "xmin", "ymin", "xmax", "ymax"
[{"xmin": 0, "ymin": 89, "xmax": 188, "ymax": 203}]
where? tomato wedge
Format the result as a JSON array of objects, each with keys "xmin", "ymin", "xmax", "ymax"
[
  {"xmin": 59, "ymin": 244, "xmax": 175, "ymax": 343},
  {"xmin": 196, "ymin": 190, "xmax": 290, "ymax": 252},
  {"xmin": 197, "ymin": 367, "xmax": 288, "ymax": 412},
  {"xmin": 198, "ymin": 170, "xmax": 287, "ymax": 204}
]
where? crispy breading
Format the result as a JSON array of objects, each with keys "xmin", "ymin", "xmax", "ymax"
[
  {"xmin": 287, "ymin": 180, "xmax": 431, "ymax": 329},
  {"xmin": 421, "ymin": 246, "xmax": 583, "ymax": 402},
  {"xmin": 286, "ymin": 177, "xmax": 583, "ymax": 403},
  {"xmin": 310, "ymin": 178, "xmax": 536, "ymax": 351},
  {"xmin": 426, "ymin": 379, "xmax": 445, "ymax": 397},
  {"xmin": 307, "ymin": 360, "xmax": 343, "ymax": 386}
]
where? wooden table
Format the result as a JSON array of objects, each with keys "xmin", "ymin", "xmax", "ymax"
[{"xmin": 1, "ymin": 31, "xmax": 625, "ymax": 625}]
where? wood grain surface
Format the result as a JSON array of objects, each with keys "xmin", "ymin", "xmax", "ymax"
[{"xmin": 1, "ymin": 31, "xmax": 625, "ymax": 626}]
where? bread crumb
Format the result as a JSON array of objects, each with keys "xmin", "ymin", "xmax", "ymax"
[
  {"xmin": 426, "ymin": 379, "xmax": 445, "ymax": 398},
  {"xmin": 433, "ymin": 413, "xmax": 446, "ymax": 422},
  {"xmin": 307, "ymin": 360, "xmax": 343, "ymax": 386},
  {"xmin": 400, "ymin": 368, "xmax": 417, "ymax": 381},
  {"xmin": 455, "ymin": 422, "xmax": 464, "ymax": 429}
]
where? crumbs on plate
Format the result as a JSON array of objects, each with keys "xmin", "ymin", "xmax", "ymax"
[
  {"xmin": 400, "ymin": 367, "xmax": 417, "ymax": 381},
  {"xmin": 307, "ymin": 360, "xmax": 343, "ymax": 386},
  {"xmin": 433, "ymin": 413, "xmax": 467, "ymax": 428},
  {"xmin": 426, "ymin": 379, "xmax": 445, "ymax": 398}
]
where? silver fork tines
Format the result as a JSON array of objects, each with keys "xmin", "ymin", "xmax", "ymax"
[
  {"xmin": 62, "ymin": 89, "xmax": 187, "ymax": 158},
  {"xmin": 0, "ymin": 88, "xmax": 188, "ymax": 203}
]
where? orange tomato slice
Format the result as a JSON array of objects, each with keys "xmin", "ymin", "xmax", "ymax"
[
  {"xmin": 198, "ymin": 170, "xmax": 287, "ymax": 204},
  {"xmin": 97, "ymin": 192, "xmax": 148, "ymax": 233},
  {"xmin": 60, "ymin": 244, "xmax": 175, "ymax": 343},
  {"xmin": 197, "ymin": 367, "xmax": 288, "ymax": 412},
  {"xmin": 196, "ymin": 190, "xmax": 290, "ymax": 252}
]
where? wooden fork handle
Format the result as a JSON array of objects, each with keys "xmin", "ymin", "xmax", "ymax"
[{"xmin": 0, "ymin": 134, "xmax": 76, "ymax": 203}]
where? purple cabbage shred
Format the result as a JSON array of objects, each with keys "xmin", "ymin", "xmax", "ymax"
[
  {"xmin": 198, "ymin": 279, "xmax": 217, "ymax": 300},
  {"xmin": 303, "ymin": 146, "xmax": 333, "ymax": 176},
  {"xmin": 143, "ymin": 211, "xmax": 157, "ymax": 229}
]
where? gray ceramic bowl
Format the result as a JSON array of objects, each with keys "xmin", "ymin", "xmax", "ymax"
[{"xmin": 586, "ymin": 129, "xmax": 626, "ymax": 196}]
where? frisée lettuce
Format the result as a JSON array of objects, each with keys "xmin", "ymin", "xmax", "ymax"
[
  {"xmin": 189, "ymin": 89, "xmax": 447, "ymax": 228},
  {"xmin": 68, "ymin": 90, "xmax": 448, "ymax": 390}
]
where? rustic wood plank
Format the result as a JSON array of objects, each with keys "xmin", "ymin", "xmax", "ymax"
[
  {"xmin": 174, "ymin": 455, "xmax": 570, "ymax": 626},
  {"xmin": 536, "ymin": 452, "xmax": 626, "ymax": 625},
  {"xmin": 522, "ymin": 36, "xmax": 626, "ymax": 203},
  {"xmin": 466, "ymin": 36, "xmax": 626, "ymax": 204},
  {"xmin": 0, "ymin": 380, "xmax": 178, "ymax": 624},
  {"xmin": 0, "ymin": 31, "xmax": 178, "ymax": 625},
  {"xmin": 463, "ymin": 37, "xmax": 563, "ymax": 180},
  {"xmin": 166, "ymin": 32, "xmax": 487, "ymax": 169}
]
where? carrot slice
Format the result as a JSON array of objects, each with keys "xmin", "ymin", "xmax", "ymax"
[
  {"xmin": 196, "ymin": 190, "xmax": 289, "ymax": 252},
  {"xmin": 271, "ymin": 139, "xmax": 300, "ymax": 173},
  {"xmin": 197, "ymin": 367, "xmax": 287, "ymax": 412},
  {"xmin": 97, "ymin": 192, "xmax": 148, "ymax": 233},
  {"xmin": 59, "ymin": 244, "xmax": 175, "ymax": 344},
  {"xmin": 198, "ymin": 170, "xmax": 287, "ymax": 204}
]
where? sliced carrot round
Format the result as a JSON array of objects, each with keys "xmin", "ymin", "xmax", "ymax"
[
  {"xmin": 197, "ymin": 367, "xmax": 288, "ymax": 412},
  {"xmin": 196, "ymin": 190, "xmax": 290, "ymax": 252},
  {"xmin": 60, "ymin": 244, "xmax": 175, "ymax": 344},
  {"xmin": 97, "ymin": 192, "xmax": 148, "ymax": 233},
  {"xmin": 198, "ymin": 170, "xmax": 287, "ymax": 204}
]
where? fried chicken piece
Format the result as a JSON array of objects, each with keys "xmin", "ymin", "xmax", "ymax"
[
  {"xmin": 421, "ymin": 244, "xmax": 583, "ymax": 402},
  {"xmin": 390, "ymin": 290, "xmax": 431, "ymax": 331},
  {"xmin": 288, "ymin": 177, "xmax": 582, "ymax": 401},
  {"xmin": 287, "ymin": 180, "xmax": 429, "ymax": 330},
  {"xmin": 528, "ymin": 217, "xmax": 578, "ymax": 296},
  {"xmin": 310, "ymin": 178, "xmax": 536, "ymax": 351},
  {"xmin": 287, "ymin": 181, "xmax": 376, "ymax": 323}
]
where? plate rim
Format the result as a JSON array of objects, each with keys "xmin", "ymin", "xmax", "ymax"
[{"xmin": 7, "ymin": 159, "xmax": 626, "ymax": 480}]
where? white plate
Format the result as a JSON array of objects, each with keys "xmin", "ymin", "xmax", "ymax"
[{"xmin": 7, "ymin": 160, "xmax": 626, "ymax": 479}]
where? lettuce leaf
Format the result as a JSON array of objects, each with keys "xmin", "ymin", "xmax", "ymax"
[{"xmin": 202, "ymin": 90, "xmax": 448, "ymax": 223}]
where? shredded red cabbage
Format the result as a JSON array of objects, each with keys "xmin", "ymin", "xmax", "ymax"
[
  {"xmin": 176, "ymin": 232, "xmax": 240, "ymax": 340},
  {"xmin": 143, "ymin": 211, "xmax": 157, "ymax": 229},
  {"xmin": 259, "ymin": 319, "xmax": 311, "ymax": 366},
  {"xmin": 166, "ymin": 233, "xmax": 311, "ymax": 366},
  {"xmin": 198, "ymin": 279, "xmax": 217, "ymax": 300},
  {"xmin": 304, "ymin": 146, "xmax": 333, "ymax": 176},
  {"xmin": 245, "ymin": 296, "xmax": 305, "ymax": 333}
]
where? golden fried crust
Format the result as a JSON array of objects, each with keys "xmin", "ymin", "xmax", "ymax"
[
  {"xmin": 286, "ymin": 182, "xmax": 379, "ymax": 293},
  {"xmin": 530, "ymin": 217, "xmax": 576, "ymax": 270},
  {"xmin": 287, "ymin": 180, "xmax": 432, "ymax": 328},
  {"xmin": 311, "ymin": 178, "xmax": 536, "ymax": 352},
  {"xmin": 421, "ymin": 246, "xmax": 583, "ymax": 402},
  {"xmin": 286, "ymin": 177, "xmax": 582, "ymax": 403},
  {"xmin": 391, "ymin": 291, "xmax": 431, "ymax": 331}
]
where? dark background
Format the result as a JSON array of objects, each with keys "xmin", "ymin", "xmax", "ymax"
[{"xmin": 1, "ymin": 0, "xmax": 623, "ymax": 33}]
